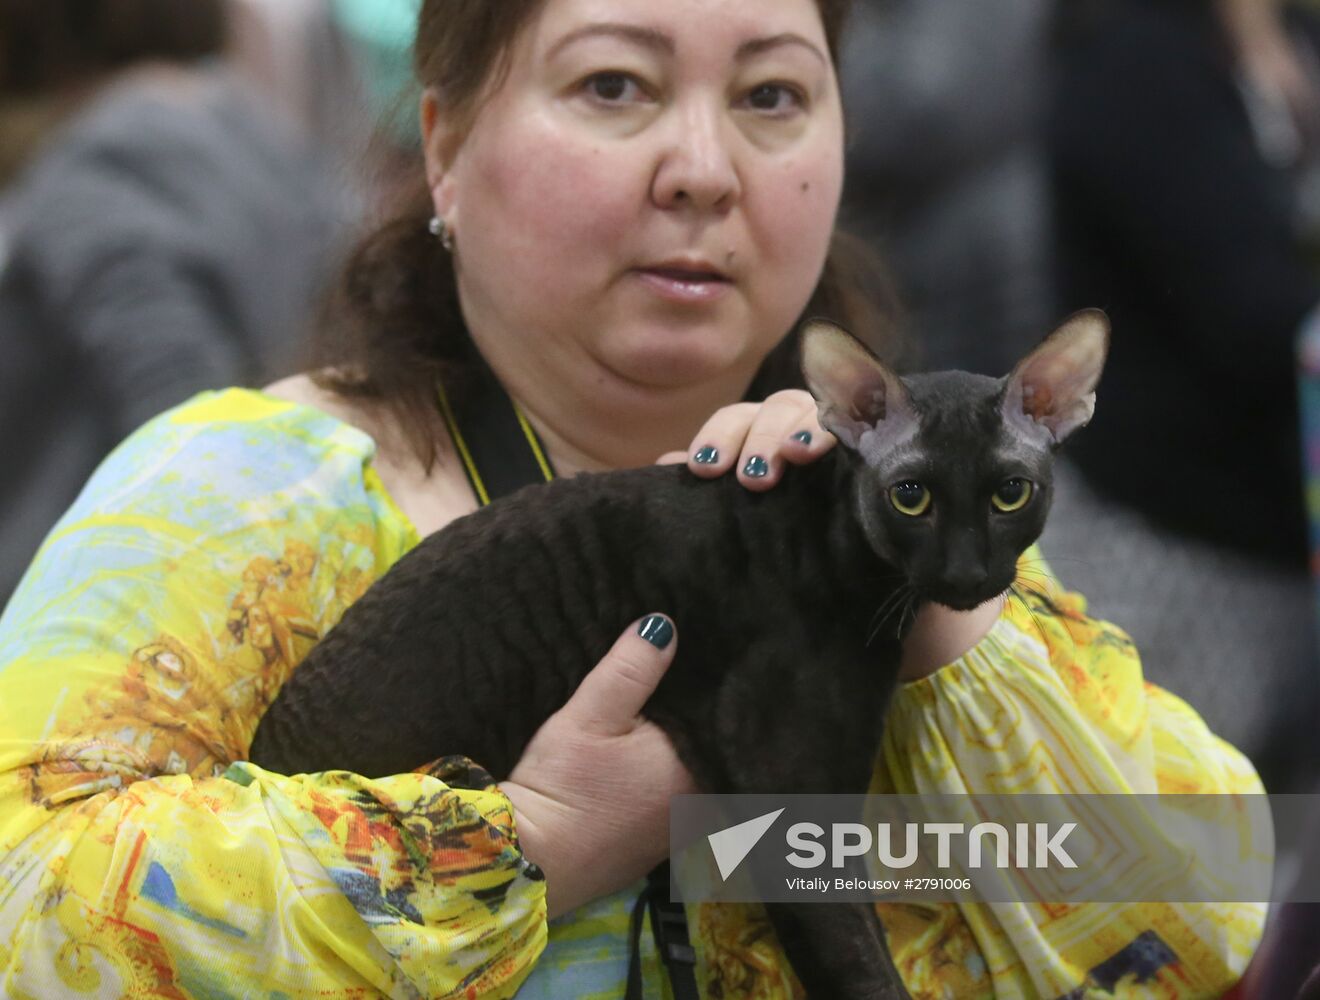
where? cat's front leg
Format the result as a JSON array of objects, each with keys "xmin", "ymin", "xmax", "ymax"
[
  {"xmin": 765, "ymin": 901, "xmax": 910, "ymax": 1000},
  {"xmin": 701, "ymin": 636, "xmax": 909, "ymax": 997}
]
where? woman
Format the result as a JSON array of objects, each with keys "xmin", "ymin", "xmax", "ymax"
[{"xmin": 0, "ymin": 0, "xmax": 1264, "ymax": 996}]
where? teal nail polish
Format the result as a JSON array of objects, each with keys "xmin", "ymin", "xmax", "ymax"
[
  {"xmin": 694, "ymin": 446, "xmax": 720, "ymax": 465},
  {"xmin": 792, "ymin": 430, "xmax": 813, "ymax": 445},
  {"xmin": 743, "ymin": 455, "xmax": 769, "ymax": 478},
  {"xmin": 638, "ymin": 615, "xmax": 674, "ymax": 649}
]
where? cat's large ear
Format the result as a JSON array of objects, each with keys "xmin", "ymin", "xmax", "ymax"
[
  {"xmin": 1002, "ymin": 309, "xmax": 1110, "ymax": 446},
  {"xmin": 800, "ymin": 319, "xmax": 912, "ymax": 452}
]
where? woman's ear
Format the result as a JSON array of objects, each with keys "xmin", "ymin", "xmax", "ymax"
[{"xmin": 420, "ymin": 88, "xmax": 459, "ymax": 219}]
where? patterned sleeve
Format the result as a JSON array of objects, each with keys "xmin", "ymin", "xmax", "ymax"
[
  {"xmin": 682, "ymin": 549, "xmax": 1266, "ymax": 1000},
  {"xmin": 863, "ymin": 548, "xmax": 1266, "ymax": 999},
  {"xmin": 0, "ymin": 390, "xmax": 548, "ymax": 998}
]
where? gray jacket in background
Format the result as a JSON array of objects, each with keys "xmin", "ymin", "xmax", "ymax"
[{"xmin": 0, "ymin": 67, "xmax": 350, "ymax": 606}]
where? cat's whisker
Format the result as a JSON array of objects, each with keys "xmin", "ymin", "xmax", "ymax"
[
  {"xmin": 1020, "ymin": 579, "xmax": 1068, "ymax": 616},
  {"xmin": 867, "ymin": 585, "xmax": 911, "ymax": 635},
  {"xmin": 873, "ymin": 587, "xmax": 910, "ymax": 626},
  {"xmin": 865, "ymin": 601, "xmax": 890, "ymax": 639},
  {"xmin": 864, "ymin": 603, "xmax": 893, "ymax": 647},
  {"xmin": 1007, "ymin": 582, "xmax": 1039, "ymax": 626},
  {"xmin": 866, "ymin": 584, "xmax": 914, "ymax": 647},
  {"xmin": 1021, "ymin": 554, "xmax": 1096, "ymax": 572},
  {"xmin": 1011, "ymin": 579, "xmax": 1052, "ymax": 605},
  {"xmin": 1015, "ymin": 579, "xmax": 1086, "ymax": 658},
  {"xmin": 1016, "ymin": 561, "xmax": 1055, "ymax": 579},
  {"xmin": 1015, "ymin": 565, "xmax": 1062, "ymax": 589},
  {"xmin": 1014, "ymin": 568, "xmax": 1054, "ymax": 590},
  {"xmin": 1008, "ymin": 583, "xmax": 1055, "ymax": 645},
  {"xmin": 897, "ymin": 591, "xmax": 918, "ymax": 641}
]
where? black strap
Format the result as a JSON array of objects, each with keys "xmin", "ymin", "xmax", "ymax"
[
  {"xmin": 436, "ymin": 362, "xmax": 555, "ymax": 506},
  {"xmin": 436, "ymin": 366, "xmax": 698, "ymax": 997},
  {"xmin": 626, "ymin": 862, "xmax": 701, "ymax": 1000}
]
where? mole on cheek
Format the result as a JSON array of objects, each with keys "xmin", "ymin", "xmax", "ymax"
[{"xmin": 801, "ymin": 181, "xmax": 810, "ymax": 193}]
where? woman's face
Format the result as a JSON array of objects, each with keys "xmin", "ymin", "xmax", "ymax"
[{"xmin": 425, "ymin": 0, "xmax": 844, "ymax": 402}]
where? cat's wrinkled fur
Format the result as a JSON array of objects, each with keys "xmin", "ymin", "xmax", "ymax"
[{"xmin": 250, "ymin": 311, "xmax": 1109, "ymax": 1000}]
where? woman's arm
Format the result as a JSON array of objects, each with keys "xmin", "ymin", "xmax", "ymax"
[{"xmin": 0, "ymin": 392, "xmax": 552, "ymax": 997}]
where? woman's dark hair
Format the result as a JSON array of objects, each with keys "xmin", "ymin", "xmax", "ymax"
[
  {"xmin": 315, "ymin": 0, "xmax": 900, "ymax": 468},
  {"xmin": 0, "ymin": 0, "xmax": 227, "ymax": 95}
]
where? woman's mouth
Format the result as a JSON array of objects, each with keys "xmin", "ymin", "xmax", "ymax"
[{"xmin": 633, "ymin": 263, "xmax": 733, "ymax": 304}]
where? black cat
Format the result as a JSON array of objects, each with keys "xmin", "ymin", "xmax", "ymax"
[{"xmin": 249, "ymin": 310, "xmax": 1110, "ymax": 1000}]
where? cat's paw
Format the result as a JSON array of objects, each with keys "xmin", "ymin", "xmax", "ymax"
[{"xmin": 657, "ymin": 390, "xmax": 835, "ymax": 491}]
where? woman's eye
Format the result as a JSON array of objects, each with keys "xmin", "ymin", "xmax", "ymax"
[
  {"xmin": 583, "ymin": 71, "xmax": 646, "ymax": 104},
  {"xmin": 991, "ymin": 478, "xmax": 1033, "ymax": 513},
  {"xmin": 743, "ymin": 83, "xmax": 804, "ymax": 115},
  {"xmin": 889, "ymin": 481, "xmax": 931, "ymax": 517}
]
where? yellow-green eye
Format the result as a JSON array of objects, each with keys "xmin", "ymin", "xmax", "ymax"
[
  {"xmin": 889, "ymin": 481, "xmax": 931, "ymax": 517},
  {"xmin": 992, "ymin": 478, "xmax": 1033, "ymax": 513}
]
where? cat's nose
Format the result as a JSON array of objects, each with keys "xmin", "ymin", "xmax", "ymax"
[{"xmin": 943, "ymin": 566, "xmax": 989, "ymax": 592}]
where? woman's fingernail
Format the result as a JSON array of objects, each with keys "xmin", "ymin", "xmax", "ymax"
[
  {"xmin": 791, "ymin": 430, "xmax": 813, "ymax": 445},
  {"xmin": 638, "ymin": 615, "xmax": 674, "ymax": 649},
  {"xmin": 743, "ymin": 455, "xmax": 770, "ymax": 478},
  {"xmin": 694, "ymin": 446, "xmax": 720, "ymax": 465}
]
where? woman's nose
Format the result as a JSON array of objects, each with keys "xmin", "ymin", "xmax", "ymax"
[{"xmin": 650, "ymin": 102, "xmax": 742, "ymax": 213}]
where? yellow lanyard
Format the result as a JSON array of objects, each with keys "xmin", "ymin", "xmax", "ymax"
[{"xmin": 435, "ymin": 376, "xmax": 555, "ymax": 507}]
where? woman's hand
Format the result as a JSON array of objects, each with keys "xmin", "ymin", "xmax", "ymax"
[
  {"xmin": 656, "ymin": 389, "xmax": 835, "ymax": 490},
  {"xmin": 499, "ymin": 615, "xmax": 696, "ymax": 920}
]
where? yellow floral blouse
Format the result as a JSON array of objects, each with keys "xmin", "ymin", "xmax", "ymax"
[{"xmin": 0, "ymin": 389, "xmax": 1265, "ymax": 999}]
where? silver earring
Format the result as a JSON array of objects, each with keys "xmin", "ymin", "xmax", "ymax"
[{"xmin": 428, "ymin": 215, "xmax": 455, "ymax": 252}]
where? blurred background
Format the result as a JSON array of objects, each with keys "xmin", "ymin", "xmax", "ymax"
[
  {"xmin": 841, "ymin": 0, "xmax": 1320, "ymax": 773},
  {"xmin": 0, "ymin": 0, "xmax": 419, "ymax": 610},
  {"xmin": 0, "ymin": 0, "xmax": 1318, "ymax": 988}
]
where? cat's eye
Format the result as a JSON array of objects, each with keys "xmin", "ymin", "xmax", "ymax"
[
  {"xmin": 889, "ymin": 481, "xmax": 931, "ymax": 517},
  {"xmin": 991, "ymin": 478, "xmax": 1033, "ymax": 513}
]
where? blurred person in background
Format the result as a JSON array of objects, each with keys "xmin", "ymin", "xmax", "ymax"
[
  {"xmin": 837, "ymin": 0, "xmax": 1320, "ymax": 789},
  {"xmin": 839, "ymin": 4, "xmax": 1320, "ymax": 987},
  {"xmin": 838, "ymin": 0, "xmax": 1055, "ymax": 377},
  {"xmin": 228, "ymin": 0, "xmax": 425, "ymax": 207},
  {"xmin": 1045, "ymin": 0, "xmax": 1320, "ymax": 795},
  {"xmin": 0, "ymin": 0, "xmax": 354, "ymax": 608}
]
